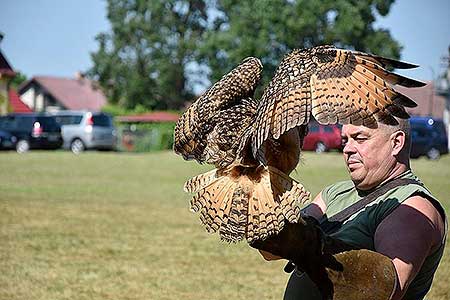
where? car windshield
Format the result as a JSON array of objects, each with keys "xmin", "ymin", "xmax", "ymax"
[{"xmin": 93, "ymin": 115, "xmax": 112, "ymax": 127}]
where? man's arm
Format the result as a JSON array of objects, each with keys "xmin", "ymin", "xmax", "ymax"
[
  {"xmin": 374, "ymin": 195, "xmax": 445, "ymax": 300},
  {"xmin": 258, "ymin": 192, "xmax": 327, "ymax": 261}
]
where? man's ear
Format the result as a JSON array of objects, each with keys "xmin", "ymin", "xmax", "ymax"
[{"xmin": 390, "ymin": 130, "xmax": 406, "ymax": 156}]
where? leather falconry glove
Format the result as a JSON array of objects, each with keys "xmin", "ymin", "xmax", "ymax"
[{"xmin": 250, "ymin": 217, "xmax": 397, "ymax": 300}]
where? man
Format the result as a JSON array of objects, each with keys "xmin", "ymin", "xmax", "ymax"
[{"xmin": 256, "ymin": 119, "xmax": 447, "ymax": 300}]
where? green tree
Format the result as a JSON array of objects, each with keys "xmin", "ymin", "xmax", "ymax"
[
  {"xmin": 10, "ymin": 71, "xmax": 27, "ymax": 89},
  {"xmin": 91, "ymin": 0, "xmax": 400, "ymax": 109},
  {"xmin": 200, "ymin": 0, "xmax": 401, "ymax": 90},
  {"xmin": 90, "ymin": 0, "xmax": 208, "ymax": 110}
]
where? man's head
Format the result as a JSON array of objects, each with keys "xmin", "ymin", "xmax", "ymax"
[{"xmin": 341, "ymin": 119, "xmax": 411, "ymax": 190}]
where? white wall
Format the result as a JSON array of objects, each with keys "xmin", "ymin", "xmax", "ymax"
[{"xmin": 21, "ymin": 88, "xmax": 35, "ymax": 109}]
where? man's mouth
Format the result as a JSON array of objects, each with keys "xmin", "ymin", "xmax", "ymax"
[{"xmin": 346, "ymin": 157, "xmax": 362, "ymax": 168}]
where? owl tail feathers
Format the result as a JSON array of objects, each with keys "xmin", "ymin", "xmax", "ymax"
[{"xmin": 184, "ymin": 166, "xmax": 311, "ymax": 244}]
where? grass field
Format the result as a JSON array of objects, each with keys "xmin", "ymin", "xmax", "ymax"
[{"xmin": 0, "ymin": 151, "xmax": 448, "ymax": 300}]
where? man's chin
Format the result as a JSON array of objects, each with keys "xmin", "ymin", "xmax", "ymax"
[{"xmin": 349, "ymin": 170, "xmax": 365, "ymax": 187}]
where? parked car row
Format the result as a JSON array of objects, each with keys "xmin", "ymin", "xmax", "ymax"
[
  {"xmin": 0, "ymin": 111, "xmax": 116, "ymax": 154},
  {"xmin": 302, "ymin": 117, "xmax": 448, "ymax": 160},
  {"xmin": 0, "ymin": 112, "xmax": 448, "ymax": 159}
]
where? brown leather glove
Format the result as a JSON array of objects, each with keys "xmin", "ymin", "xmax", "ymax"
[
  {"xmin": 250, "ymin": 217, "xmax": 345, "ymax": 299},
  {"xmin": 250, "ymin": 217, "xmax": 396, "ymax": 300}
]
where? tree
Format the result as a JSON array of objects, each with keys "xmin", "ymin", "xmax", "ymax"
[
  {"xmin": 10, "ymin": 71, "xmax": 27, "ymax": 89},
  {"xmin": 200, "ymin": 0, "xmax": 401, "ymax": 91},
  {"xmin": 91, "ymin": 0, "xmax": 401, "ymax": 109},
  {"xmin": 90, "ymin": 0, "xmax": 208, "ymax": 110}
]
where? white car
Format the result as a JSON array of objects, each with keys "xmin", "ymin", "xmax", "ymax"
[{"xmin": 52, "ymin": 111, "xmax": 117, "ymax": 154}]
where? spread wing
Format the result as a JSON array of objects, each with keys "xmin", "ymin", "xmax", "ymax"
[
  {"xmin": 174, "ymin": 57, "xmax": 263, "ymax": 167},
  {"xmin": 252, "ymin": 45, "xmax": 426, "ymax": 154}
]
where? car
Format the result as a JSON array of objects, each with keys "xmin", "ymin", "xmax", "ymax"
[
  {"xmin": 0, "ymin": 130, "xmax": 17, "ymax": 150},
  {"xmin": 0, "ymin": 114, "xmax": 63, "ymax": 153},
  {"xmin": 302, "ymin": 122, "xmax": 342, "ymax": 153},
  {"xmin": 410, "ymin": 116, "xmax": 448, "ymax": 160},
  {"xmin": 51, "ymin": 111, "xmax": 117, "ymax": 154}
]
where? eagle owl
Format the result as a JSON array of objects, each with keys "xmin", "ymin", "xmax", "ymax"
[{"xmin": 174, "ymin": 45, "xmax": 423, "ymax": 243}]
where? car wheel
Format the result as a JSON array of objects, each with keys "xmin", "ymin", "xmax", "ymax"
[
  {"xmin": 16, "ymin": 139, "xmax": 30, "ymax": 154},
  {"xmin": 315, "ymin": 141, "xmax": 327, "ymax": 153},
  {"xmin": 426, "ymin": 147, "xmax": 440, "ymax": 160},
  {"xmin": 71, "ymin": 139, "xmax": 85, "ymax": 154}
]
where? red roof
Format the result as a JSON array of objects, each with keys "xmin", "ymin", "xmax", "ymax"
[
  {"xmin": 19, "ymin": 76, "xmax": 107, "ymax": 111},
  {"xmin": 395, "ymin": 82, "xmax": 446, "ymax": 119},
  {"xmin": 8, "ymin": 89, "xmax": 32, "ymax": 113},
  {"xmin": 117, "ymin": 111, "xmax": 180, "ymax": 123}
]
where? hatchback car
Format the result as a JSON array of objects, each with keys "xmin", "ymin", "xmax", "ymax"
[
  {"xmin": 302, "ymin": 122, "xmax": 342, "ymax": 153},
  {"xmin": 410, "ymin": 117, "xmax": 448, "ymax": 160},
  {"xmin": 0, "ymin": 114, "xmax": 63, "ymax": 153},
  {"xmin": 52, "ymin": 111, "xmax": 116, "ymax": 154}
]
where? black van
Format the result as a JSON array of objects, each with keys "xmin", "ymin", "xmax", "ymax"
[
  {"xmin": 410, "ymin": 117, "xmax": 448, "ymax": 160},
  {"xmin": 0, "ymin": 114, "xmax": 63, "ymax": 153}
]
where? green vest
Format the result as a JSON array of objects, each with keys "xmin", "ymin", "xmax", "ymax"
[{"xmin": 284, "ymin": 170, "xmax": 447, "ymax": 300}]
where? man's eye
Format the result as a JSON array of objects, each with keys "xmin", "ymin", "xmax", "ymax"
[{"xmin": 355, "ymin": 137, "xmax": 367, "ymax": 143}]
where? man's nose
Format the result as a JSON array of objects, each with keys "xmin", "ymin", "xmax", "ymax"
[{"xmin": 343, "ymin": 139, "xmax": 356, "ymax": 154}]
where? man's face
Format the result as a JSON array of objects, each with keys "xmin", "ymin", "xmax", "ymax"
[{"xmin": 341, "ymin": 124, "xmax": 396, "ymax": 190}]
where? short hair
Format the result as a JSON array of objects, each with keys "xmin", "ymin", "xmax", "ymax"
[{"xmin": 379, "ymin": 117, "xmax": 411, "ymax": 154}]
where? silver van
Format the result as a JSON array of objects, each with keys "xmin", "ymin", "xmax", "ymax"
[{"xmin": 52, "ymin": 111, "xmax": 116, "ymax": 154}]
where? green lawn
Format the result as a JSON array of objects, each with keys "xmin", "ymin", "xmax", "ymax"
[{"xmin": 0, "ymin": 151, "xmax": 448, "ymax": 300}]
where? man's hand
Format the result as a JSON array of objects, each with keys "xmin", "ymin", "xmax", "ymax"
[
  {"xmin": 250, "ymin": 217, "xmax": 345, "ymax": 300},
  {"xmin": 250, "ymin": 217, "xmax": 397, "ymax": 300}
]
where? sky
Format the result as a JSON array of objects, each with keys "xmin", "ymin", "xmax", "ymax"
[{"xmin": 0, "ymin": 0, "xmax": 449, "ymax": 89}]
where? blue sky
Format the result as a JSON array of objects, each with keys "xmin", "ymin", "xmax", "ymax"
[{"xmin": 1, "ymin": 0, "xmax": 449, "ymax": 88}]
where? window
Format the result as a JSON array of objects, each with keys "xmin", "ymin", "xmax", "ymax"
[
  {"xmin": 55, "ymin": 115, "xmax": 83, "ymax": 125},
  {"xmin": 37, "ymin": 117, "xmax": 60, "ymax": 130},
  {"xmin": 93, "ymin": 114, "xmax": 112, "ymax": 127},
  {"xmin": 309, "ymin": 124, "xmax": 319, "ymax": 133}
]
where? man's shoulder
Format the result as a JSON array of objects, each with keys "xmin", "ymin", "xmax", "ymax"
[{"xmin": 321, "ymin": 180, "xmax": 355, "ymax": 205}]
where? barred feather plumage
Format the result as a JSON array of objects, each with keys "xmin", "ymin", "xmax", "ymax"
[{"xmin": 174, "ymin": 45, "xmax": 424, "ymax": 243}]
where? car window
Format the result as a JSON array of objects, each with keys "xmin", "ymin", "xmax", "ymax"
[
  {"xmin": 0, "ymin": 117, "xmax": 9, "ymax": 130},
  {"xmin": 14, "ymin": 116, "xmax": 34, "ymax": 130},
  {"xmin": 55, "ymin": 115, "xmax": 83, "ymax": 125},
  {"xmin": 309, "ymin": 124, "xmax": 319, "ymax": 133},
  {"xmin": 93, "ymin": 114, "xmax": 112, "ymax": 127},
  {"xmin": 36, "ymin": 117, "xmax": 60, "ymax": 131},
  {"xmin": 435, "ymin": 121, "xmax": 447, "ymax": 137},
  {"xmin": 411, "ymin": 127, "xmax": 428, "ymax": 138}
]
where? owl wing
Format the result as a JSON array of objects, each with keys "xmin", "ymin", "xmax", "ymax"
[
  {"xmin": 174, "ymin": 57, "xmax": 263, "ymax": 167},
  {"xmin": 252, "ymin": 45, "xmax": 426, "ymax": 155}
]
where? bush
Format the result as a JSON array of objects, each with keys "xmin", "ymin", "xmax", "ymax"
[{"xmin": 116, "ymin": 122, "xmax": 175, "ymax": 152}]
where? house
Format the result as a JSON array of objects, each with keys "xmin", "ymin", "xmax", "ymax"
[
  {"xmin": 395, "ymin": 82, "xmax": 446, "ymax": 119},
  {"xmin": 8, "ymin": 89, "xmax": 32, "ymax": 113},
  {"xmin": 18, "ymin": 74, "xmax": 107, "ymax": 112},
  {"xmin": 0, "ymin": 45, "xmax": 16, "ymax": 115},
  {"xmin": 116, "ymin": 111, "xmax": 180, "ymax": 123}
]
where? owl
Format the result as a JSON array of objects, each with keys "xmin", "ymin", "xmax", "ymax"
[{"xmin": 173, "ymin": 45, "xmax": 424, "ymax": 243}]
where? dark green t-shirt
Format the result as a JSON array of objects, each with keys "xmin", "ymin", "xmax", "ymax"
[{"xmin": 284, "ymin": 170, "xmax": 447, "ymax": 300}]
